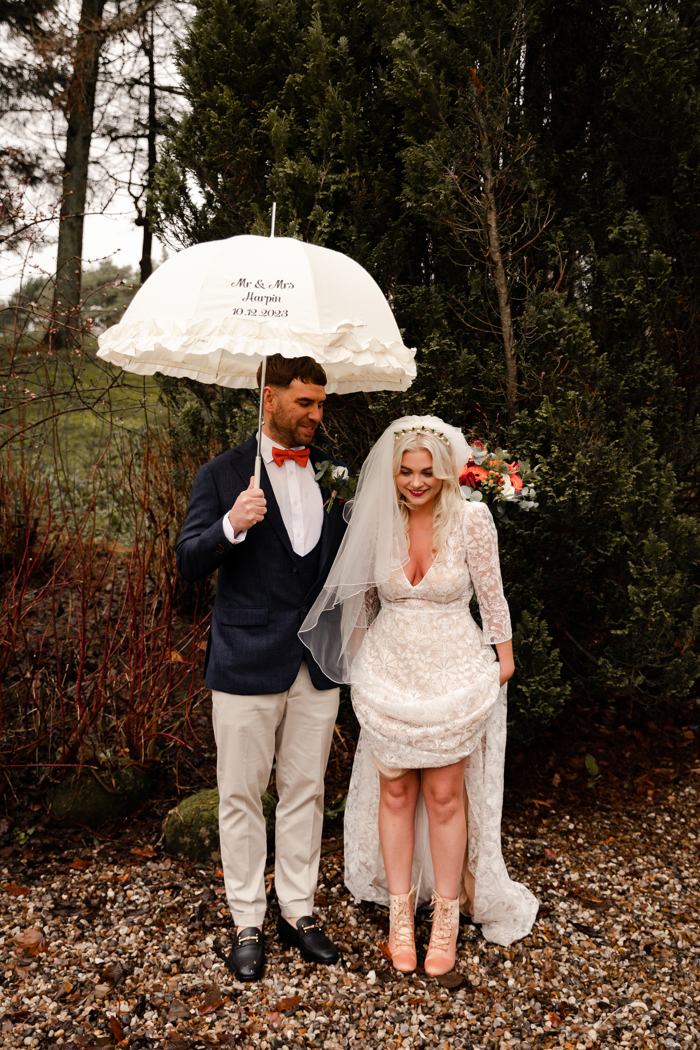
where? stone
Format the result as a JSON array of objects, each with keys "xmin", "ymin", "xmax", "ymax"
[
  {"xmin": 45, "ymin": 762, "xmax": 154, "ymax": 829},
  {"xmin": 163, "ymin": 787, "xmax": 277, "ymax": 862}
]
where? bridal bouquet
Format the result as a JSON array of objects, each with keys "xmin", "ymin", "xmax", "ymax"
[{"xmin": 460, "ymin": 441, "xmax": 539, "ymax": 517}]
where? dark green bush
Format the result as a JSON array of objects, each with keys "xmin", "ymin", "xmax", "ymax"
[{"xmin": 151, "ymin": 0, "xmax": 700, "ymax": 743}]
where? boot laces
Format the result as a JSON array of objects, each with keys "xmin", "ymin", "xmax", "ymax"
[
  {"xmin": 391, "ymin": 892, "xmax": 414, "ymax": 948},
  {"xmin": 430, "ymin": 893, "xmax": 456, "ymax": 953}
]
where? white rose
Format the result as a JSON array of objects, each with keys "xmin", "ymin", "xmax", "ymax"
[
  {"xmin": 331, "ymin": 465, "xmax": 349, "ymax": 481},
  {"xmin": 500, "ymin": 475, "xmax": 516, "ymax": 499}
]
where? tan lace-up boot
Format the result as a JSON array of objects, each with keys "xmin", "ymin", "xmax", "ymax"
[
  {"xmin": 388, "ymin": 886, "xmax": 417, "ymax": 973},
  {"xmin": 424, "ymin": 891, "xmax": 460, "ymax": 976}
]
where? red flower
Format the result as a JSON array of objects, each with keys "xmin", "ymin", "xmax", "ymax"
[
  {"xmin": 460, "ymin": 464, "xmax": 488, "ymax": 488},
  {"xmin": 507, "ymin": 462, "xmax": 523, "ymax": 491}
]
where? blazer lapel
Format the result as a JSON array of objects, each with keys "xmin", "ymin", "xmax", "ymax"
[
  {"xmin": 259, "ymin": 460, "xmax": 296, "ymax": 559},
  {"xmin": 311, "ymin": 445, "xmax": 342, "ymax": 581}
]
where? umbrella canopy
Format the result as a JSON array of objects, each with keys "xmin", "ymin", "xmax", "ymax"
[{"xmin": 97, "ymin": 234, "xmax": 416, "ymax": 394}]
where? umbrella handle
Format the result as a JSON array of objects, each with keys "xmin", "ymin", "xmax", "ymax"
[{"xmin": 255, "ymin": 356, "xmax": 267, "ymax": 489}]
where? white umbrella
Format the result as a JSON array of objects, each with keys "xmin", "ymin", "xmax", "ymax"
[{"xmin": 97, "ymin": 224, "xmax": 416, "ymax": 483}]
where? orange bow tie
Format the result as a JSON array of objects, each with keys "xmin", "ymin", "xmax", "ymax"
[{"xmin": 271, "ymin": 447, "xmax": 310, "ymax": 468}]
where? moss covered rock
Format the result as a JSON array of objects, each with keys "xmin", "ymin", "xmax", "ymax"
[
  {"xmin": 45, "ymin": 763, "xmax": 154, "ymax": 829},
  {"xmin": 163, "ymin": 788, "xmax": 220, "ymax": 863},
  {"xmin": 163, "ymin": 788, "xmax": 277, "ymax": 863}
]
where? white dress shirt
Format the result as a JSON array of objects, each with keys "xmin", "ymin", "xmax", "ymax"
[{"xmin": 222, "ymin": 431, "xmax": 324, "ymax": 555}]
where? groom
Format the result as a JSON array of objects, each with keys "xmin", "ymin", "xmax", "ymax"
[{"xmin": 177, "ymin": 355, "xmax": 347, "ymax": 981}]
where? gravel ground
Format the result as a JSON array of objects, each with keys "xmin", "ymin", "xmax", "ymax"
[{"xmin": 1, "ymin": 723, "xmax": 699, "ymax": 1050}]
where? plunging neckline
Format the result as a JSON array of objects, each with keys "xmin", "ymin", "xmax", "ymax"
[{"xmin": 402, "ymin": 559, "xmax": 435, "ymax": 589}]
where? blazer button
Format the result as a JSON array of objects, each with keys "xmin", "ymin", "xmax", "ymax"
[
  {"xmin": 301, "ymin": 605, "xmax": 308, "ymax": 613},
  {"xmin": 292, "ymin": 567, "xmax": 298, "ymax": 573}
]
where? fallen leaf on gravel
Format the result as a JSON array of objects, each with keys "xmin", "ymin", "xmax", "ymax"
[
  {"xmin": 70, "ymin": 857, "xmax": 92, "ymax": 870},
  {"xmin": 102, "ymin": 960, "xmax": 131, "ymax": 986},
  {"xmin": 4, "ymin": 882, "xmax": 30, "ymax": 895},
  {"xmin": 0, "ymin": 817, "xmax": 11, "ymax": 834},
  {"xmin": 53, "ymin": 979, "xmax": 73, "ymax": 1000},
  {"xmin": 544, "ymin": 848, "xmax": 557, "ymax": 861},
  {"xmin": 164, "ymin": 1041, "xmax": 190, "ymax": 1050},
  {"xmin": 13, "ymin": 928, "xmax": 46, "ymax": 954},
  {"xmin": 110, "ymin": 1014, "xmax": 125, "ymax": 1042},
  {"xmin": 437, "ymin": 972, "xmax": 464, "ymax": 989},
  {"xmin": 94, "ymin": 983, "xmax": 111, "ymax": 998},
  {"xmin": 548, "ymin": 1012, "xmax": 562, "ymax": 1026},
  {"xmin": 203, "ymin": 984, "xmax": 222, "ymax": 1005},
  {"xmin": 267, "ymin": 1010, "xmax": 282, "ymax": 1025},
  {"xmin": 582, "ymin": 896, "xmax": 613, "ymax": 911},
  {"xmin": 571, "ymin": 921, "xmax": 603, "ymax": 938},
  {"xmin": 167, "ymin": 1001, "xmax": 191, "ymax": 1021},
  {"xmin": 200, "ymin": 998, "xmax": 223, "ymax": 1014},
  {"xmin": 378, "ymin": 941, "xmax": 392, "ymax": 959},
  {"xmin": 277, "ymin": 994, "xmax": 303, "ymax": 1011},
  {"xmin": 53, "ymin": 898, "xmax": 81, "ymax": 915},
  {"xmin": 130, "ymin": 844, "xmax": 157, "ymax": 858}
]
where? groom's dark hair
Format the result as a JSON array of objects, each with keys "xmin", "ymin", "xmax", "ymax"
[{"xmin": 256, "ymin": 354, "xmax": 327, "ymax": 390}]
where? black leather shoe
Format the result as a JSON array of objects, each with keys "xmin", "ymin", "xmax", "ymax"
[
  {"xmin": 227, "ymin": 926, "xmax": 265, "ymax": 981},
  {"xmin": 277, "ymin": 915, "xmax": 340, "ymax": 964}
]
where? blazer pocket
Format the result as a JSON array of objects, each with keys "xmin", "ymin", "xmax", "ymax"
[{"xmin": 218, "ymin": 607, "xmax": 269, "ymax": 627}]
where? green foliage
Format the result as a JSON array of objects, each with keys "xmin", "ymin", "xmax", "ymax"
[
  {"xmin": 509, "ymin": 611, "xmax": 569, "ymax": 747},
  {"xmin": 150, "ymin": 0, "xmax": 700, "ymax": 742}
]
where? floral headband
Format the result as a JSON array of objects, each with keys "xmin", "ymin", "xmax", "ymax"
[{"xmin": 393, "ymin": 425, "xmax": 451, "ymax": 445}]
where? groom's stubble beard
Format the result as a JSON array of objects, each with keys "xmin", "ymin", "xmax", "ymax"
[{"xmin": 267, "ymin": 400, "xmax": 322, "ymax": 448}]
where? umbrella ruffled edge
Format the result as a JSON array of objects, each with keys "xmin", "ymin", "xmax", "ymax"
[{"xmin": 96, "ymin": 317, "xmax": 417, "ymax": 393}]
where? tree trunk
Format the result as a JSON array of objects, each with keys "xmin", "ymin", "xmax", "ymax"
[
  {"xmin": 49, "ymin": 0, "xmax": 107, "ymax": 348},
  {"xmin": 478, "ymin": 135, "xmax": 518, "ymax": 420},
  {"xmin": 139, "ymin": 8, "xmax": 156, "ymax": 284}
]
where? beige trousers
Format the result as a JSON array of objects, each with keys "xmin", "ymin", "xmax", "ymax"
[{"xmin": 212, "ymin": 661, "xmax": 339, "ymax": 927}]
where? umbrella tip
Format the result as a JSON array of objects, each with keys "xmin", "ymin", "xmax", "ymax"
[{"xmin": 270, "ymin": 202, "xmax": 277, "ymax": 239}]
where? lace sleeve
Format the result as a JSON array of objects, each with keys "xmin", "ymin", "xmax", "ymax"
[
  {"xmin": 356, "ymin": 587, "xmax": 380, "ymax": 628},
  {"xmin": 463, "ymin": 504, "xmax": 512, "ymax": 645}
]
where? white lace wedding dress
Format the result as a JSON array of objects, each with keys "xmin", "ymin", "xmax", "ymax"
[{"xmin": 344, "ymin": 501, "xmax": 538, "ymax": 946}]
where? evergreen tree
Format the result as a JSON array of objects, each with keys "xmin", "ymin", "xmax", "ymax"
[{"xmin": 152, "ymin": 0, "xmax": 700, "ymax": 739}]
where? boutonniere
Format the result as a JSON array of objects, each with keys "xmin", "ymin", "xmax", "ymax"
[{"xmin": 313, "ymin": 460, "xmax": 357, "ymax": 513}]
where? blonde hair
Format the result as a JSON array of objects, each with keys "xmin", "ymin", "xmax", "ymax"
[{"xmin": 393, "ymin": 430, "xmax": 463, "ymax": 558}]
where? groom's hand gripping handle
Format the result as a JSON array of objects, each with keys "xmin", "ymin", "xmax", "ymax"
[{"xmin": 228, "ymin": 477, "xmax": 267, "ymax": 536}]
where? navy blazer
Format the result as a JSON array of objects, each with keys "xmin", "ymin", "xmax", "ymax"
[{"xmin": 176, "ymin": 434, "xmax": 347, "ymax": 694}]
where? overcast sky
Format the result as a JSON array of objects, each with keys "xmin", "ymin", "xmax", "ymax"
[{"xmin": 1, "ymin": 0, "xmax": 187, "ymax": 301}]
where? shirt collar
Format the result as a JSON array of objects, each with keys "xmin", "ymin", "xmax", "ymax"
[{"xmin": 259, "ymin": 430, "xmax": 307, "ymax": 466}]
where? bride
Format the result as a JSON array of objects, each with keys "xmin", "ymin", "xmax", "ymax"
[{"xmin": 300, "ymin": 415, "xmax": 537, "ymax": 974}]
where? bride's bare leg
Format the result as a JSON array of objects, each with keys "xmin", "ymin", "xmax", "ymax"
[
  {"xmin": 422, "ymin": 760, "xmax": 466, "ymax": 975},
  {"xmin": 422, "ymin": 759, "xmax": 468, "ymax": 899},
  {"xmin": 378, "ymin": 770, "xmax": 420, "ymax": 894}
]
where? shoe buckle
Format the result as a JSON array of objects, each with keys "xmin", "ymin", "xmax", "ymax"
[
  {"xmin": 301, "ymin": 923, "xmax": 318, "ymax": 933},
  {"xmin": 239, "ymin": 935, "xmax": 259, "ymax": 944}
]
